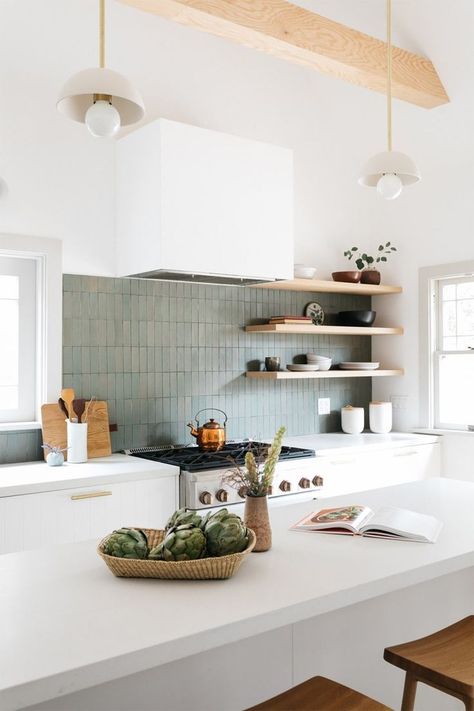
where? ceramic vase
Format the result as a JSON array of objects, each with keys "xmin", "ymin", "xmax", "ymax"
[
  {"xmin": 361, "ymin": 269, "xmax": 381, "ymax": 285},
  {"xmin": 244, "ymin": 495, "xmax": 272, "ymax": 552}
]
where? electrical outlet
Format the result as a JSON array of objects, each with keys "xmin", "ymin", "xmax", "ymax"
[
  {"xmin": 318, "ymin": 398, "xmax": 331, "ymax": 415},
  {"xmin": 391, "ymin": 396, "xmax": 409, "ymax": 410}
]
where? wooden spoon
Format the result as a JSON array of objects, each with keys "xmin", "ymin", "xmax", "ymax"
[
  {"xmin": 61, "ymin": 388, "xmax": 75, "ymax": 421},
  {"xmin": 73, "ymin": 399, "xmax": 86, "ymax": 424},
  {"xmin": 58, "ymin": 398, "xmax": 69, "ymax": 419}
]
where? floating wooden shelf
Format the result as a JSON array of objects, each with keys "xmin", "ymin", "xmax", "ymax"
[
  {"xmin": 245, "ymin": 324, "xmax": 403, "ymax": 336},
  {"xmin": 246, "ymin": 369, "xmax": 404, "ymax": 380},
  {"xmin": 253, "ymin": 278, "xmax": 402, "ymax": 295}
]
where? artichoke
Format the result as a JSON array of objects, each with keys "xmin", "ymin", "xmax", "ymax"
[
  {"xmin": 203, "ymin": 509, "xmax": 249, "ymax": 556},
  {"xmin": 165, "ymin": 507, "xmax": 203, "ymax": 531},
  {"xmin": 104, "ymin": 528, "xmax": 148, "ymax": 559},
  {"xmin": 149, "ymin": 524, "xmax": 207, "ymax": 561}
]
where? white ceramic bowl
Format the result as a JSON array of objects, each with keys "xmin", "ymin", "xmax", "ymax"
[
  {"xmin": 294, "ymin": 264, "xmax": 317, "ymax": 279},
  {"xmin": 306, "ymin": 354, "xmax": 332, "ymax": 371}
]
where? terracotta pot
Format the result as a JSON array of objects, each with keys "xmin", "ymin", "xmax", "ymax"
[
  {"xmin": 332, "ymin": 271, "xmax": 362, "ymax": 284},
  {"xmin": 361, "ymin": 269, "xmax": 381, "ymax": 285},
  {"xmin": 244, "ymin": 495, "xmax": 272, "ymax": 552}
]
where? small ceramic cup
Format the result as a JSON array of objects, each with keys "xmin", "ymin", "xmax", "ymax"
[{"xmin": 265, "ymin": 357, "xmax": 280, "ymax": 372}]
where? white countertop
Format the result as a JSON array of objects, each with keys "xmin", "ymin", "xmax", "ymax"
[
  {"xmin": 281, "ymin": 431, "xmax": 439, "ymax": 456},
  {"xmin": 0, "ymin": 454, "xmax": 179, "ymax": 498},
  {"xmin": 0, "ymin": 433, "xmax": 437, "ymax": 499},
  {"xmin": 0, "ymin": 477, "xmax": 472, "ymax": 711}
]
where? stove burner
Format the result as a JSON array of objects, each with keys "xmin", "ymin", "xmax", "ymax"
[{"xmin": 126, "ymin": 441, "xmax": 315, "ymax": 472}]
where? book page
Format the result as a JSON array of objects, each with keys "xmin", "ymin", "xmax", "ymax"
[
  {"xmin": 360, "ymin": 507, "xmax": 443, "ymax": 543},
  {"xmin": 292, "ymin": 505, "xmax": 373, "ymax": 533}
]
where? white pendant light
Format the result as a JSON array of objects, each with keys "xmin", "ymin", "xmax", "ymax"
[
  {"xmin": 359, "ymin": 0, "xmax": 420, "ymax": 199},
  {"xmin": 57, "ymin": 0, "xmax": 144, "ymax": 137}
]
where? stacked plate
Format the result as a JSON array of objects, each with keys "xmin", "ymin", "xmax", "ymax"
[
  {"xmin": 339, "ymin": 362, "xmax": 380, "ymax": 370},
  {"xmin": 306, "ymin": 353, "xmax": 332, "ymax": 371},
  {"xmin": 287, "ymin": 363, "xmax": 319, "ymax": 372}
]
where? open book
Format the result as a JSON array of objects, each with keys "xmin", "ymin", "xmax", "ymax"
[{"xmin": 292, "ymin": 505, "xmax": 443, "ymax": 543}]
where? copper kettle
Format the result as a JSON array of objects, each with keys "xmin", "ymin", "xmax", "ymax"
[{"xmin": 187, "ymin": 409, "xmax": 228, "ymax": 451}]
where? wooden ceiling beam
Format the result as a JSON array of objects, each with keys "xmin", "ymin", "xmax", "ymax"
[{"xmin": 118, "ymin": 0, "xmax": 449, "ymax": 109}]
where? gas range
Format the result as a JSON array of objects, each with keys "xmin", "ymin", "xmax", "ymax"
[{"xmin": 126, "ymin": 441, "xmax": 324, "ymax": 510}]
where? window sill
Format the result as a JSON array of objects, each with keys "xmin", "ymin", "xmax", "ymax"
[
  {"xmin": 412, "ymin": 428, "xmax": 474, "ymax": 437},
  {"xmin": 0, "ymin": 421, "xmax": 41, "ymax": 432}
]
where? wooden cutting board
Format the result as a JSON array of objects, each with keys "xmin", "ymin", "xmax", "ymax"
[{"xmin": 41, "ymin": 401, "xmax": 112, "ymax": 460}]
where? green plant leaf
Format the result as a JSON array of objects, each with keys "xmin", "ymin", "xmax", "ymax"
[
  {"xmin": 352, "ymin": 247, "xmax": 358, "ymax": 251},
  {"xmin": 378, "ymin": 245, "xmax": 384, "ymax": 251},
  {"xmin": 376, "ymin": 257, "xmax": 381, "ymax": 263},
  {"xmin": 386, "ymin": 241, "xmax": 391, "ymax": 246},
  {"xmin": 391, "ymin": 247, "xmax": 397, "ymax": 251},
  {"xmin": 381, "ymin": 257, "xmax": 387, "ymax": 262},
  {"xmin": 367, "ymin": 256, "xmax": 374, "ymax": 264},
  {"xmin": 356, "ymin": 259, "xmax": 364, "ymax": 270}
]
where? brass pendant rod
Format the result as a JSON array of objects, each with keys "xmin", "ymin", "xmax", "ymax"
[
  {"xmin": 99, "ymin": 0, "xmax": 105, "ymax": 68},
  {"xmin": 387, "ymin": 0, "xmax": 393, "ymax": 151}
]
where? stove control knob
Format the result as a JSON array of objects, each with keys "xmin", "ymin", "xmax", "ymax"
[
  {"xmin": 238, "ymin": 486, "xmax": 248, "ymax": 499},
  {"xmin": 279, "ymin": 480, "xmax": 291, "ymax": 492},
  {"xmin": 299, "ymin": 477, "xmax": 311, "ymax": 489},
  {"xmin": 216, "ymin": 488, "xmax": 228, "ymax": 503},
  {"xmin": 312, "ymin": 476, "xmax": 324, "ymax": 487},
  {"xmin": 199, "ymin": 491, "xmax": 212, "ymax": 506}
]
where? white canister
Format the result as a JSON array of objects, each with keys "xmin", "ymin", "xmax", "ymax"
[
  {"xmin": 66, "ymin": 421, "xmax": 88, "ymax": 463},
  {"xmin": 341, "ymin": 406, "xmax": 365, "ymax": 434},
  {"xmin": 369, "ymin": 401, "xmax": 392, "ymax": 434}
]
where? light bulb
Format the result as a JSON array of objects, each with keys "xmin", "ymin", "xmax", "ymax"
[
  {"xmin": 85, "ymin": 100, "xmax": 120, "ymax": 138},
  {"xmin": 377, "ymin": 173, "xmax": 403, "ymax": 200}
]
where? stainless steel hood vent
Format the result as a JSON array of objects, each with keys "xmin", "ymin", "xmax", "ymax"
[{"xmin": 129, "ymin": 269, "xmax": 275, "ymax": 287}]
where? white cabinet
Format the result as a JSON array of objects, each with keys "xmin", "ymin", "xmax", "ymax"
[
  {"xmin": 0, "ymin": 477, "xmax": 177, "ymax": 555},
  {"xmin": 116, "ymin": 118, "xmax": 294, "ymax": 282},
  {"xmin": 314, "ymin": 443, "xmax": 440, "ymax": 498}
]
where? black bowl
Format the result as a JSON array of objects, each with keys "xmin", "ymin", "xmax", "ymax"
[{"xmin": 338, "ymin": 310, "xmax": 376, "ymax": 327}]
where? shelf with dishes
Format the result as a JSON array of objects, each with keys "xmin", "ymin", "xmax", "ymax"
[
  {"xmin": 246, "ymin": 369, "xmax": 404, "ymax": 380},
  {"xmin": 253, "ymin": 278, "xmax": 402, "ymax": 295},
  {"xmin": 245, "ymin": 324, "xmax": 403, "ymax": 336}
]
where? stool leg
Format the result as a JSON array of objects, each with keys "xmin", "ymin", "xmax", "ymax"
[
  {"xmin": 401, "ymin": 673, "xmax": 417, "ymax": 711},
  {"xmin": 464, "ymin": 698, "xmax": 474, "ymax": 711}
]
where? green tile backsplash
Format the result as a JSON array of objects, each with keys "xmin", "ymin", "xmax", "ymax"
[{"xmin": 0, "ymin": 275, "xmax": 372, "ymax": 463}]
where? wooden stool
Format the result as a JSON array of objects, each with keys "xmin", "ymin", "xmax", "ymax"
[
  {"xmin": 384, "ymin": 615, "xmax": 474, "ymax": 711},
  {"xmin": 245, "ymin": 675, "xmax": 392, "ymax": 710}
]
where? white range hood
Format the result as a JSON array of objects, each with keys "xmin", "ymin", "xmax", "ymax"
[{"xmin": 115, "ymin": 118, "xmax": 293, "ymax": 285}]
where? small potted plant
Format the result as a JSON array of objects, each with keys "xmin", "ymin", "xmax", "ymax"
[
  {"xmin": 343, "ymin": 242, "xmax": 397, "ymax": 284},
  {"xmin": 223, "ymin": 426, "xmax": 285, "ymax": 552}
]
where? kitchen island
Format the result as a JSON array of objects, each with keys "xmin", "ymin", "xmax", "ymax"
[{"xmin": 1, "ymin": 478, "xmax": 473, "ymax": 711}]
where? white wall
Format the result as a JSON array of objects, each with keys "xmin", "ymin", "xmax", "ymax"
[{"xmin": 0, "ymin": 0, "xmax": 473, "ymax": 449}]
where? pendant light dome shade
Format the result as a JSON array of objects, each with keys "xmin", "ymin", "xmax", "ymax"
[
  {"xmin": 358, "ymin": 151, "xmax": 421, "ymax": 188},
  {"xmin": 57, "ymin": 67, "xmax": 144, "ymax": 126}
]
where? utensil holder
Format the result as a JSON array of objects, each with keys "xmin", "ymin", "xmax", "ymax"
[
  {"xmin": 67, "ymin": 421, "xmax": 88, "ymax": 463},
  {"xmin": 369, "ymin": 401, "xmax": 392, "ymax": 433}
]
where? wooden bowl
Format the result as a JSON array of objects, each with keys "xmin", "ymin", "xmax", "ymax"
[{"xmin": 332, "ymin": 271, "xmax": 362, "ymax": 284}]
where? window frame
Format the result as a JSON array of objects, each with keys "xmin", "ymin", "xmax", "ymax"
[
  {"xmin": 420, "ymin": 260, "xmax": 474, "ymax": 433},
  {"xmin": 0, "ymin": 235, "xmax": 62, "ymax": 430}
]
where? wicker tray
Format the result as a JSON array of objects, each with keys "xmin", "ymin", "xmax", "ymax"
[{"xmin": 98, "ymin": 527, "xmax": 256, "ymax": 580}]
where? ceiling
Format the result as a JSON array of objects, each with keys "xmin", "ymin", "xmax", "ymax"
[{"xmin": 0, "ymin": 1, "xmax": 472, "ymax": 159}]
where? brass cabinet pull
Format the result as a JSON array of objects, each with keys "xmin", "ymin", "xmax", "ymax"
[{"xmin": 70, "ymin": 490, "xmax": 112, "ymax": 501}]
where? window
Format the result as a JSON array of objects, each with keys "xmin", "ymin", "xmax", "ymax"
[
  {"xmin": 429, "ymin": 270, "xmax": 474, "ymax": 430},
  {"xmin": 0, "ymin": 258, "xmax": 37, "ymax": 422},
  {"xmin": 0, "ymin": 235, "xmax": 62, "ymax": 428}
]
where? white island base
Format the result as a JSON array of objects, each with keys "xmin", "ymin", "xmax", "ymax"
[{"xmin": 2, "ymin": 479, "xmax": 473, "ymax": 711}]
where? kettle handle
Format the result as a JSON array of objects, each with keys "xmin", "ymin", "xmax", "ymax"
[{"xmin": 194, "ymin": 408, "xmax": 228, "ymax": 427}]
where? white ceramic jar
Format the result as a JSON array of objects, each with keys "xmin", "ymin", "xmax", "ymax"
[
  {"xmin": 341, "ymin": 406, "xmax": 365, "ymax": 434},
  {"xmin": 369, "ymin": 401, "xmax": 392, "ymax": 434}
]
